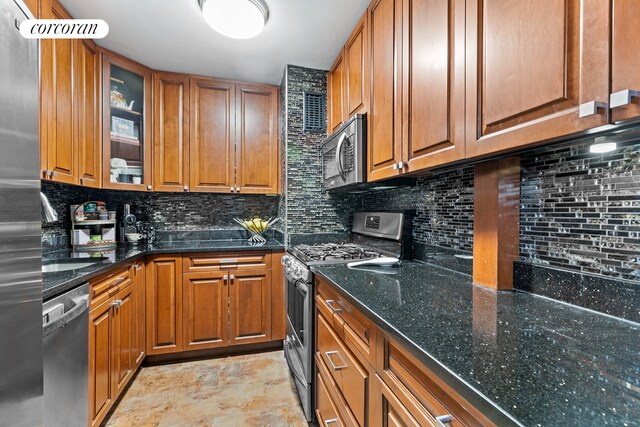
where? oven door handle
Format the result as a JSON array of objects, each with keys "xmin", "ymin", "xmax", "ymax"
[
  {"xmin": 296, "ymin": 281, "xmax": 308, "ymax": 294},
  {"xmin": 284, "ymin": 338, "xmax": 308, "ymax": 386},
  {"xmin": 335, "ymin": 132, "xmax": 348, "ymax": 181}
]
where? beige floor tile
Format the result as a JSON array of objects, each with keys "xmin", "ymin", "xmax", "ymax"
[{"xmin": 105, "ymin": 350, "xmax": 307, "ymax": 427}]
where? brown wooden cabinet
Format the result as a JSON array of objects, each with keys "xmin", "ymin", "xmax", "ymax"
[
  {"xmin": 182, "ymin": 271, "xmax": 229, "ymax": 350},
  {"xmin": 145, "ymin": 255, "xmax": 183, "ymax": 355},
  {"xmin": 344, "ymin": 11, "xmax": 369, "ymax": 120},
  {"xmin": 465, "ymin": 0, "xmax": 610, "ymax": 158},
  {"xmin": 101, "ymin": 49, "xmax": 152, "ymax": 190},
  {"xmin": 131, "ymin": 261, "xmax": 146, "ymax": 367},
  {"xmin": 88, "ymin": 267, "xmax": 139, "ymax": 427},
  {"xmin": 328, "ymin": 53, "xmax": 345, "ymax": 133},
  {"xmin": 40, "ymin": 0, "xmax": 76, "ymax": 184},
  {"xmin": 88, "ymin": 298, "xmax": 114, "ymax": 427},
  {"xmin": 235, "ymin": 83, "xmax": 279, "ymax": 194},
  {"xmin": 229, "ymin": 268, "xmax": 272, "ymax": 345},
  {"xmin": 189, "ymin": 77, "xmax": 235, "ymax": 192},
  {"xmin": 368, "ymin": 0, "xmax": 403, "ymax": 181},
  {"xmin": 76, "ymin": 39, "xmax": 101, "ymax": 188},
  {"xmin": 610, "ymin": 0, "xmax": 640, "ymax": 123},
  {"xmin": 153, "ymin": 72, "xmax": 190, "ymax": 192}
]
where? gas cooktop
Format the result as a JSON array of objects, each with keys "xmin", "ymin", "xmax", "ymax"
[{"xmin": 291, "ymin": 242, "xmax": 385, "ymax": 265}]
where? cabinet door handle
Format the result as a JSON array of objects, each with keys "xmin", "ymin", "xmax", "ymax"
[
  {"xmin": 325, "ymin": 350, "xmax": 348, "ymax": 370},
  {"xmin": 230, "ymin": 187, "xmax": 235, "ymax": 193},
  {"xmin": 147, "ymin": 185, "xmax": 153, "ymax": 191},
  {"xmin": 325, "ymin": 299, "xmax": 342, "ymax": 314},
  {"xmin": 435, "ymin": 415, "xmax": 453, "ymax": 427},
  {"xmin": 112, "ymin": 299, "xmax": 123, "ymax": 308},
  {"xmin": 392, "ymin": 163, "xmax": 399, "ymax": 170},
  {"xmin": 50, "ymin": 171, "xmax": 57, "ymax": 177},
  {"xmin": 324, "ymin": 419, "xmax": 340, "ymax": 427},
  {"xmin": 183, "ymin": 186, "xmax": 188, "ymax": 192},
  {"xmin": 610, "ymin": 89, "xmax": 640, "ymax": 109},
  {"xmin": 578, "ymin": 101, "xmax": 607, "ymax": 118},
  {"xmin": 235, "ymin": 186, "xmax": 240, "ymax": 193},
  {"xmin": 229, "ymin": 274, "xmax": 235, "ymax": 281},
  {"xmin": 397, "ymin": 161, "xmax": 405, "ymax": 170},
  {"xmin": 134, "ymin": 264, "xmax": 141, "ymax": 271},
  {"xmin": 223, "ymin": 275, "xmax": 228, "ymax": 281}
]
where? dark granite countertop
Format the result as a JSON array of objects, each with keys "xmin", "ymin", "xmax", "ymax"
[
  {"xmin": 43, "ymin": 239, "xmax": 284, "ymax": 300},
  {"xmin": 312, "ymin": 261, "xmax": 640, "ymax": 427}
]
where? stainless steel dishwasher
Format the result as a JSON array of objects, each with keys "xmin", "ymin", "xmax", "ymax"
[{"xmin": 42, "ymin": 283, "xmax": 89, "ymax": 427}]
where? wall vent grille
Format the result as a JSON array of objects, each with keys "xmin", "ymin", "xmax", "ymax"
[{"xmin": 303, "ymin": 91, "xmax": 326, "ymax": 133}]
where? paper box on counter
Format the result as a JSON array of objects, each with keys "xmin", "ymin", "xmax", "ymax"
[
  {"xmin": 72, "ymin": 229, "xmax": 90, "ymax": 245},
  {"xmin": 102, "ymin": 227, "xmax": 115, "ymax": 242}
]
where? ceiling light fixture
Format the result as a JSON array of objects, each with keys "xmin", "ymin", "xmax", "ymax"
[
  {"xmin": 589, "ymin": 137, "xmax": 617, "ymax": 154},
  {"xmin": 198, "ymin": 0, "xmax": 269, "ymax": 39}
]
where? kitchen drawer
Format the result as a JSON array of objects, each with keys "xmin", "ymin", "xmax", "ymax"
[
  {"xmin": 317, "ymin": 277, "xmax": 376, "ymax": 363},
  {"xmin": 183, "ymin": 251, "xmax": 271, "ymax": 272},
  {"xmin": 316, "ymin": 371, "xmax": 346, "ymax": 427},
  {"xmin": 317, "ymin": 312, "xmax": 368, "ymax": 426},
  {"xmin": 373, "ymin": 374, "xmax": 432, "ymax": 427},
  {"xmin": 316, "ymin": 352, "xmax": 360, "ymax": 427},
  {"xmin": 90, "ymin": 266, "xmax": 132, "ymax": 309},
  {"xmin": 377, "ymin": 335, "xmax": 493, "ymax": 427}
]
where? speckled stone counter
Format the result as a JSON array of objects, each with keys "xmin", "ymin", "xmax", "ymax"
[
  {"xmin": 43, "ymin": 239, "xmax": 284, "ymax": 300},
  {"xmin": 312, "ymin": 261, "xmax": 640, "ymax": 427}
]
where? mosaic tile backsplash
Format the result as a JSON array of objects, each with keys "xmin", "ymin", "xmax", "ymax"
[
  {"xmin": 361, "ymin": 167, "xmax": 475, "ymax": 253},
  {"xmin": 520, "ymin": 139, "xmax": 640, "ymax": 281},
  {"xmin": 41, "ymin": 181, "xmax": 279, "ymax": 249}
]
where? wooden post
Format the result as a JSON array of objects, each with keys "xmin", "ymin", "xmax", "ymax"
[{"xmin": 473, "ymin": 157, "xmax": 520, "ymax": 290}]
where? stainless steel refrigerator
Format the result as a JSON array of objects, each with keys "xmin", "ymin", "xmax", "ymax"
[{"xmin": 0, "ymin": 1, "xmax": 43, "ymax": 426}]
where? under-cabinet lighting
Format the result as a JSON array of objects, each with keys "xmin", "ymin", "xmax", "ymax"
[{"xmin": 589, "ymin": 141, "xmax": 617, "ymax": 154}]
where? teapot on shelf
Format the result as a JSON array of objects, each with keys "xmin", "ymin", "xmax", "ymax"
[{"xmin": 110, "ymin": 78, "xmax": 135, "ymax": 110}]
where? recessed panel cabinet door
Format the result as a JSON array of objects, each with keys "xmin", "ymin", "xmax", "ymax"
[
  {"xmin": 189, "ymin": 78, "xmax": 235, "ymax": 193},
  {"xmin": 368, "ymin": 0, "xmax": 404, "ymax": 182},
  {"xmin": 465, "ymin": 0, "xmax": 610, "ymax": 157},
  {"xmin": 404, "ymin": 0, "xmax": 465, "ymax": 171},
  {"xmin": 235, "ymin": 83, "xmax": 279, "ymax": 194},
  {"xmin": 112, "ymin": 285, "xmax": 134, "ymax": 396},
  {"xmin": 153, "ymin": 73, "xmax": 190, "ymax": 192},
  {"xmin": 183, "ymin": 271, "xmax": 229, "ymax": 350},
  {"xmin": 345, "ymin": 11, "xmax": 369, "ymax": 119},
  {"xmin": 76, "ymin": 39, "xmax": 101, "ymax": 188},
  {"xmin": 132, "ymin": 262, "xmax": 146, "ymax": 367},
  {"xmin": 328, "ymin": 53, "xmax": 345, "ymax": 133},
  {"xmin": 229, "ymin": 269, "xmax": 272, "ymax": 345},
  {"xmin": 610, "ymin": 0, "xmax": 640, "ymax": 123},
  {"xmin": 89, "ymin": 301, "xmax": 113, "ymax": 427},
  {"xmin": 146, "ymin": 255, "xmax": 183, "ymax": 355},
  {"xmin": 41, "ymin": 0, "xmax": 76, "ymax": 184}
]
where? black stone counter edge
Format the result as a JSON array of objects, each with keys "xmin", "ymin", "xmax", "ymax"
[
  {"xmin": 43, "ymin": 243, "xmax": 285, "ymax": 301},
  {"xmin": 312, "ymin": 268, "xmax": 523, "ymax": 427}
]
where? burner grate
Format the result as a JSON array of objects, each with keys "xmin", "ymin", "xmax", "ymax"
[{"xmin": 295, "ymin": 243, "xmax": 384, "ymax": 262}]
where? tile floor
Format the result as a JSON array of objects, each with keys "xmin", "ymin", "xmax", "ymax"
[{"xmin": 105, "ymin": 350, "xmax": 308, "ymax": 427}]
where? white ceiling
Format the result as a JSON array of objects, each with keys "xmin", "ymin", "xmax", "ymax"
[{"xmin": 60, "ymin": 0, "xmax": 370, "ymax": 85}]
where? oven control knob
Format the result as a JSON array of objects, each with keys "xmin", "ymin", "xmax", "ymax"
[{"xmin": 281, "ymin": 255, "xmax": 290, "ymax": 266}]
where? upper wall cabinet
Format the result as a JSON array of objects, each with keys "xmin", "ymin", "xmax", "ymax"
[
  {"xmin": 327, "ymin": 10, "xmax": 370, "ymax": 135},
  {"xmin": 235, "ymin": 83, "xmax": 279, "ymax": 194},
  {"xmin": 102, "ymin": 50, "xmax": 152, "ymax": 190},
  {"xmin": 327, "ymin": 53, "xmax": 345, "ymax": 134},
  {"xmin": 368, "ymin": 0, "xmax": 403, "ymax": 181},
  {"xmin": 404, "ymin": 0, "xmax": 466, "ymax": 172},
  {"xmin": 153, "ymin": 72, "xmax": 190, "ymax": 192},
  {"xmin": 41, "ymin": 0, "xmax": 101, "ymax": 187},
  {"xmin": 610, "ymin": 0, "xmax": 640, "ymax": 123},
  {"xmin": 189, "ymin": 78, "xmax": 235, "ymax": 193},
  {"xmin": 465, "ymin": 0, "xmax": 610, "ymax": 158}
]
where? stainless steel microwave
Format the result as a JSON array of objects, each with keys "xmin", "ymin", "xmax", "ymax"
[{"xmin": 322, "ymin": 114, "xmax": 365, "ymax": 191}]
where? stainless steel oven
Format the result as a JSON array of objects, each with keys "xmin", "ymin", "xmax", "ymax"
[
  {"xmin": 322, "ymin": 114, "xmax": 365, "ymax": 191},
  {"xmin": 282, "ymin": 255, "xmax": 314, "ymax": 423}
]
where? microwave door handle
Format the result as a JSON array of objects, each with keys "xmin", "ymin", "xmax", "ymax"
[{"xmin": 335, "ymin": 132, "xmax": 348, "ymax": 181}]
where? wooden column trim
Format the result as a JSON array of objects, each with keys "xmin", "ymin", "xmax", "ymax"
[{"xmin": 473, "ymin": 157, "xmax": 521, "ymax": 290}]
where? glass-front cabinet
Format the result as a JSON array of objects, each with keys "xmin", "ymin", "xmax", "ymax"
[{"xmin": 102, "ymin": 51, "xmax": 152, "ymax": 190}]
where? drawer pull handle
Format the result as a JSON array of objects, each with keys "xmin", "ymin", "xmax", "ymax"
[
  {"xmin": 435, "ymin": 415, "xmax": 453, "ymax": 427},
  {"xmin": 324, "ymin": 419, "xmax": 340, "ymax": 427},
  {"xmin": 325, "ymin": 351, "xmax": 348, "ymax": 370},
  {"xmin": 110, "ymin": 277, "xmax": 126, "ymax": 287},
  {"xmin": 325, "ymin": 299, "xmax": 342, "ymax": 314},
  {"xmin": 219, "ymin": 259, "xmax": 238, "ymax": 264}
]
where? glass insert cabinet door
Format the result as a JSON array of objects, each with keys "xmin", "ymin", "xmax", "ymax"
[{"xmin": 102, "ymin": 51, "xmax": 151, "ymax": 190}]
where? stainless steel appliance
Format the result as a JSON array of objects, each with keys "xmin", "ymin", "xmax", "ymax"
[
  {"xmin": 322, "ymin": 114, "xmax": 365, "ymax": 191},
  {"xmin": 42, "ymin": 284, "xmax": 89, "ymax": 427},
  {"xmin": 0, "ymin": 1, "xmax": 43, "ymax": 425},
  {"xmin": 283, "ymin": 212, "xmax": 411, "ymax": 422}
]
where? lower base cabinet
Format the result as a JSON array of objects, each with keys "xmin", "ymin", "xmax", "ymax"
[
  {"xmin": 315, "ymin": 276, "xmax": 495, "ymax": 427},
  {"xmin": 88, "ymin": 267, "xmax": 138, "ymax": 427}
]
